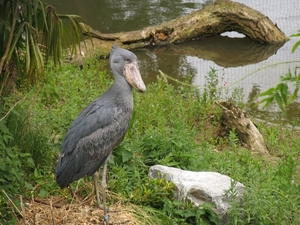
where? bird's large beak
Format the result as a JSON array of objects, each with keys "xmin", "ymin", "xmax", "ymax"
[{"xmin": 124, "ymin": 60, "xmax": 146, "ymax": 93}]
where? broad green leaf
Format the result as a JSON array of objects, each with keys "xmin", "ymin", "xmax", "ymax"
[
  {"xmin": 25, "ymin": 182, "xmax": 34, "ymax": 190},
  {"xmin": 275, "ymin": 92, "xmax": 284, "ymax": 112},
  {"xmin": 290, "ymin": 30, "xmax": 300, "ymax": 37},
  {"xmin": 27, "ymin": 157, "xmax": 35, "ymax": 167},
  {"xmin": 275, "ymin": 83, "xmax": 283, "ymax": 91},
  {"xmin": 39, "ymin": 189, "xmax": 48, "ymax": 198},
  {"xmin": 34, "ymin": 168, "xmax": 40, "ymax": 177},
  {"xmin": 280, "ymin": 70, "xmax": 292, "ymax": 81},
  {"xmin": 259, "ymin": 94, "xmax": 274, "ymax": 103},
  {"xmin": 183, "ymin": 210, "xmax": 195, "ymax": 218},
  {"xmin": 121, "ymin": 150, "xmax": 133, "ymax": 163},
  {"xmin": 207, "ymin": 213, "xmax": 220, "ymax": 225},
  {"xmin": 263, "ymin": 96, "xmax": 274, "ymax": 108},
  {"xmin": 287, "ymin": 87, "xmax": 299, "ymax": 105},
  {"xmin": 258, "ymin": 87, "xmax": 275, "ymax": 97},
  {"xmin": 292, "ymin": 41, "xmax": 300, "ymax": 53},
  {"xmin": 280, "ymin": 83, "xmax": 288, "ymax": 105}
]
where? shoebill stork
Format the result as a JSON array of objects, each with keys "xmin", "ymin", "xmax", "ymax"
[{"xmin": 55, "ymin": 44, "xmax": 146, "ymax": 222}]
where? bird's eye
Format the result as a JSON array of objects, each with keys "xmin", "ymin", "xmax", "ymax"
[{"xmin": 124, "ymin": 60, "xmax": 132, "ymax": 66}]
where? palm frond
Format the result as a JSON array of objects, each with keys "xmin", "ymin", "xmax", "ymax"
[{"xmin": 1, "ymin": 0, "xmax": 91, "ymax": 97}]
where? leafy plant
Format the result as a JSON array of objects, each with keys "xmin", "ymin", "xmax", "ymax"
[
  {"xmin": 258, "ymin": 68, "xmax": 299, "ymax": 113},
  {"xmin": 228, "ymin": 128, "xmax": 239, "ymax": 150},
  {"xmin": 140, "ymin": 126, "xmax": 199, "ymax": 169},
  {"xmin": 258, "ymin": 30, "xmax": 300, "ymax": 113},
  {"xmin": 0, "ymin": 117, "xmax": 32, "ymax": 223},
  {"xmin": 163, "ymin": 199, "xmax": 219, "ymax": 225},
  {"xmin": 291, "ymin": 30, "xmax": 300, "ymax": 53},
  {"xmin": 0, "ymin": 0, "xmax": 90, "ymax": 97},
  {"xmin": 2, "ymin": 42, "xmax": 300, "ymax": 224},
  {"xmin": 202, "ymin": 67, "xmax": 220, "ymax": 104},
  {"xmin": 131, "ymin": 176, "xmax": 175, "ymax": 209},
  {"xmin": 0, "ymin": 100, "xmax": 58, "ymax": 223},
  {"xmin": 109, "ymin": 141, "xmax": 175, "ymax": 208}
]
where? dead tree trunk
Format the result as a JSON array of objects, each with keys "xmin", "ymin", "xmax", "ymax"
[
  {"xmin": 216, "ymin": 100, "xmax": 270, "ymax": 156},
  {"xmin": 80, "ymin": 0, "xmax": 287, "ymax": 56}
]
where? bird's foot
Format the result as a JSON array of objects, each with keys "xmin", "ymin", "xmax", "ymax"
[
  {"xmin": 96, "ymin": 204, "xmax": 120, "ymax": 213},
  {"xmin": 104, "ymin": 214, "xmax": 109, "ymax": 222}
]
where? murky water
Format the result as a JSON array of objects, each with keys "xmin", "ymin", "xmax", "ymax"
[{"xmin": 47, "ymin": 0, "xmax": 300, "ymax": 125}]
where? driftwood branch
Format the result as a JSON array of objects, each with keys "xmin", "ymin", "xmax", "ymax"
[
  {"xmin": 216, "ymin": 100, "xmax": 269, "ymax": 156},
  {"xmin": 80, "ymin": 0, "xmax": 287, "ymax": 56}
]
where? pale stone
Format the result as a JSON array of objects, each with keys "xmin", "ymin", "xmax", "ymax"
[{"xmin": 149, "ymin": 165, "xmax": 244, "ymax": 224}]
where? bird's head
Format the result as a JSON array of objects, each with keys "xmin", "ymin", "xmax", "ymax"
[{"xmin": 110, "ymin": 44, "xmax": 146, "ymax": 93}]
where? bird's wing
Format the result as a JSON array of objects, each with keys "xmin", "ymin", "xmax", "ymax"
[
  {"xmin": 62, "ymin": 100, "xmax": 115, "ymax": 154},
  {"xmin": 55, "ymin": 99, "xmax": 131, "ymax": 188}
]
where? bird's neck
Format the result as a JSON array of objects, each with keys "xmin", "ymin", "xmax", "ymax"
[
  {"xmin": 113, "ymin": 75, "xmax": 132, "ymax": 93},
  {"xmin": 109, "ymin": 75, "xmax": 133, "ymax": 107}
]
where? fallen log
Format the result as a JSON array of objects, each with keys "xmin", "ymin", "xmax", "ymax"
[
  {"xmin": 79, "ymin": 0, "xmax": 288, "ymax": 56},
  {"xmin": 216, "ymin": 100, "xmax": 270, "ymax": 156}
]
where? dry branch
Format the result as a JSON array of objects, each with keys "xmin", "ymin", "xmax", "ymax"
[{"xmin": 216, "ymin": 100, "xmax": 269, "ymax": 156}]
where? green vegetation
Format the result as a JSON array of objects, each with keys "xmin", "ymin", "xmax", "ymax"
[
  {"xmin": 258, "ymin": 30, "xmax": 300, "ymax": 114},
  {"xmin": 0, "ymin": 0, "xmax": 89, "ymax": 97},
  {"xmin": 1, "ymin": 2, "xmax": 299, "ymax": 224},
  {"xmin": 1, "ymin": 46, "xmax": 300, "ymax": 224}
]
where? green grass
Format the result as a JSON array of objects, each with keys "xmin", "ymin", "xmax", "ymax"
[{"xmin": 1, "ymin": 55, "xmax": 300, "ymax": 224}]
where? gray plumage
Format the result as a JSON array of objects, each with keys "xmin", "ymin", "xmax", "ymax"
[{"xmin": 55, "ymin": 45, "xmax": 146, "ymax": 189}]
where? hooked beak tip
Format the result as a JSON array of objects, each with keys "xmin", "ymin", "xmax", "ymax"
[{"xmin": 139, "ymin": 88, "xmax": 146, "ymax": 93}]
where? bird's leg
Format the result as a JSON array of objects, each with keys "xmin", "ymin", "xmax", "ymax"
[
  {"xmin": 68, "ymin": 185, "xmax": 75, "ymax": 198},
  {"xmin": 93, "ymin": 171, "xmax": 101, "ymax": 208},
  {"xmin": 94, "ymin": 163, "xmax": 109, "ymax": 223},
  {"xmin": 102, "ymin": 162, "xmax": 109, "ymax": 223}
]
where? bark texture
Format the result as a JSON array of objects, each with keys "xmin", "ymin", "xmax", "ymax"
[
  {"xmin": 80, "ymin": 0, "xmax": 287, "ymax": 56},
  {"xmin": 216, "ymin": 100, "xmax": 269, "ymax": 156}
]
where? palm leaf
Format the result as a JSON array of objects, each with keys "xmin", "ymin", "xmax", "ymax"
[{"xmin": 1, "ymin": 0, "xmax": 91, "ymax": 97}]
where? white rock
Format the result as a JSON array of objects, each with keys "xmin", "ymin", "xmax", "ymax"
[{"xmin": 149, "ymin": 165, "xmax": 244, "ymax": 224}]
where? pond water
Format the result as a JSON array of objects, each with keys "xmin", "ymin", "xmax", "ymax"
[{"xmin": 46, "ymin": 0, "xmax": 300, "ymax": 125}]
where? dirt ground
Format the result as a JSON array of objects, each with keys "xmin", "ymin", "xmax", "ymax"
[{"xmin": 18, "ymin": 195, "xmax": 139, "ymax": 225}]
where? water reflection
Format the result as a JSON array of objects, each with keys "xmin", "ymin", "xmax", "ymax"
[
  {"xmin": 135, "ymin": 46, "xmax": 197, "ymax": 83},
  {"xmin": 132, "ymin": 35, "xmax": 285, "ymax": 85},
  {"xmin": 155, "ymin": 36, "xmax": 285, "ymax": 67},
  {"xmin": 46, "ymin": 0, "xmax": 203, "ymax": 32},
  {"xmin": 47, "ymin": 0, "xmax": 300, "ymax": 125}
]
